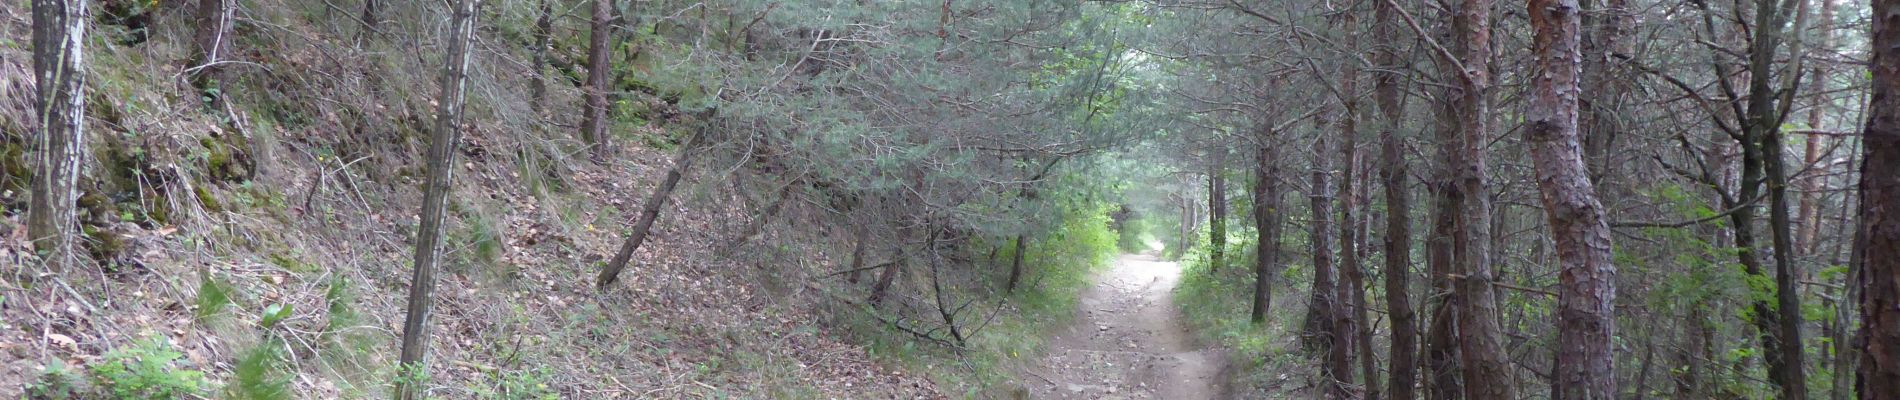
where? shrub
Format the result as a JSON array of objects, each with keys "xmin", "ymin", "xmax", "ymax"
[{"xmin": 88, "ymin": 337, "xmax": 212, "ymax": 400}]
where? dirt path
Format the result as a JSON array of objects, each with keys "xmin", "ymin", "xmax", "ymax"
[{"xmin": 1019, "ymin": 253, "xmax": 1229, "ymax": 399}]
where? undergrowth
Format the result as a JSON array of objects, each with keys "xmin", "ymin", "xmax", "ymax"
[
  {"xmin": 1173, "ymin": 225, "xmax": 1315, "ymax": 396},
  {"xmin": 847, "ymin": 203, "xmax": 1118, "ymax": 398}
]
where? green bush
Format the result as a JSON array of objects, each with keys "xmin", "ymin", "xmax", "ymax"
[{"xmin": 88, "ymin": 337, "xmax": 212, "ymax": 400}]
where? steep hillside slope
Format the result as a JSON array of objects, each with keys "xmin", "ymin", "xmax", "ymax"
[{"xmin": 0, "ymin": 2, "xmax": 938, "ymax": 398}]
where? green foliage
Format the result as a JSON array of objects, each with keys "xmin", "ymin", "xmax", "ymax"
[
  {"xmin": 27, "ymin": 359, "xmax": 83, "ymax": 400},
  {"xmin": 225, "ymin": 344, "xmax": 292, "ymax": 400},
  {"xmin": 88, "ymin": 337, "xmax": 212, "ymax": 400},
  {"xmin": 259, "ymin": 303, "xmax": 293, "ymax": 329},
  {"xmin": 196, "ymin": 276, "xmax": 234, "ymax": 321}
]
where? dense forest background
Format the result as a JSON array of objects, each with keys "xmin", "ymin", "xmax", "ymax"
[{"xmin": 2, "ymin": 0, "xmax": 1898, "ymax": 398}]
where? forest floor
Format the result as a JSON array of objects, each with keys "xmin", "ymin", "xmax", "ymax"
[{"xmin": 1019, "ymin": 253, "xmax": 1231, "ymax": 399}]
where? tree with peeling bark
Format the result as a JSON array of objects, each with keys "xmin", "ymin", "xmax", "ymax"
[{"xmin": 1525, "ymin": 0, "xmax": 1618, "ymax": 396}]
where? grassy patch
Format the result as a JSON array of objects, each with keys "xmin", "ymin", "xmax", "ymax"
[{"xmin": 1172, "ymin": 226, "xmax": 1314, "ymax": 394}]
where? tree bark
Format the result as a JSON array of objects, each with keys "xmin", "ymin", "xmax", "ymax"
[
  {"xmin": 1006, "ymin": 235, "xmax": 1027, "ymax": 292},
  {"xmin": 189, "ymin": 0, "xmax": 231, "ymax": 95},
  {"xmin": 1337, "ymin": 60, "xmax": 1379, "ymax": 400},
  {"xmin": 1449, "ymin": 0, "xmax": 1515, "ymax": 397},
  {"xmin": 1307, "ymin": 133, "xmax": 1350, "ymax": 398},
  {"xmin": 1424, "ymin": 19, "xmax": 1463, "ymax": 399},
  {"xmin": 1251, "ymin": 129, "xmax": 1283, "ymax": 324},
  {"xmin": 580, "ymin": 0, "xmax": 614, "ymax": 159},
  {"xmin": 1747, "ymin": 0, "xmax": 1810, "ymax": 395},
  {"xmin": 1579, "ymin": 0, "xmax": 1629, "ymax": 181},
  {"xmin": 395, "ymin": 0, "xmax": 477, "ymax": 397},
  {"xmin": 1209, "ymin": 150, "xmax": 1228, "ymax": 271},
  {"xmin": 29, "ymin": 0, "xmax": 87, "ymax": 273},
  {"xmin": 1856, "ymin": 0, "xmax": 1900, "ymax": 395},
  {"xmin": 1527, "ymin": 0, "xmax": 1618, "ymax": 396},
  {"xmin": 1798, "ymin": 0, "xmax": 1835, "ymax": 255},
  {"xmin": 1372, "ymin": 0, "xmax": 1418, "ymax": 397},
  {"xmin": 529, "ymin": 0, "xmax": 554, "ymax": 114},
  {"xmin": 596, "ymin": 130, "xmax": 701, "ymax": 288}
]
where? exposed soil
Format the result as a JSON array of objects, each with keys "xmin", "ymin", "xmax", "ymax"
[{"xmin": 1020, "ymin": 253, "xmax": 1230, "ymax": 399}]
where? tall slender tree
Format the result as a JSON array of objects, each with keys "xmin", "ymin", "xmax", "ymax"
[
  {"xmin": 29, "ymin": 0, "xmax": 88, "ymax": 273},
  {"xmin": 1208, "ymin": 149, "xmax": 1228, "ymax": 271},
  {"xmin": 1251, "ymin": 126, "xmax": 1284, "ymax": 324},
  {"xmin": 395, "ymin": 0, "xmax": 478, "ymax": 397},
  {"xmin": 1308, "ymin": 132, "xmax": 1351, "ymax": 398},
  {"xmin": 580, "ymin": 0, "xmax": 614, "ymax": 159},
  {"xmin": 1448, "ymin": 0, "xmax": 1516, "ymax": 397},
  {"xmin": 1373, "ymin": 1, "xmax": 1418, "ymax": 397}
]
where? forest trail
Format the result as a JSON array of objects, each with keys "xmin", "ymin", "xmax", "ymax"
[{"xmin": 1019, "ymin": 253, "xmax": 1229, "ymax": 399}]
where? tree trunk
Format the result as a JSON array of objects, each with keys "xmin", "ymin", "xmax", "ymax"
[
  {"xmin": 189, "ymin": 0, "xmax": 230, "ymax": 95},
  {"xmin": 360, "ymin": 0, "xmax": 379, "ymax": 38},
  {"xmin": 596, "ymin": 130, "xmax": 701, "ymax": 288},
  {"xmin": 1856, "ymin": 0, "xmax": 1900, "ymax": 394},
  {"xmin": 1372, "ymin": 0, "xmax": 1417, "ymax": 397},
  {"xmin": 1006, "ymin": 235, "xmax": 1027, "ymax": 292},
  {"xmin": 1579, "ymin": 0, "xmax": 1629, "ymax": 181},
  {"xmin": 1307, "ymin": 133, "xmax": 1350, "ymax": 398},
  {"xmin": 1251, "ymin": 130, "xmax": 1283, "ymax": 324},
  {"xmin": 846, "ymin": 219, "xmax": 869, "ymax": 284},
  {"xmin": 580, "ymin": 0, "xmax": 614, "ymax": 159},
  {"xmin": 1424, "ymin": 21, "xmax": 1463, "ymax": 398},
  {"xmin": 1745, "ymin": 0, "xmax": 1810, "ymax": 395},
  {"xmin": 1527, "ymin": 0, "xmax": 1618, "ymax": 396},
  {"xmin": 395, "ymin": 0, "xmax": 477, "ymax": 397},
  {"xmin": 1209, "ymin": 150, "xmax": 1228, "ymax": 271},
  {"xmin": 870, "ymin": 217, "xmax": 914, "ymax": 307},
  {"xmin": 28, "ymin": 0, "xmax": 87, "ymax": 273},
  {"xmin": 1338, "ymin": 71, "xmax": 1379, "ymax": 400},
  {"xmin": 1798, "ymin": 0, "xmax": 1835, "ymax": 255},
  {"xmin": 529, "ymin": 0, "xmax": 554, "ymax": 114},
  {"xmin": 1449, "ymin": 0, "xmax": 1515, "ymax": 397},
  {"xmin": 1380, "ymin": 132, "xmax": 1419, "ymax": 400}
]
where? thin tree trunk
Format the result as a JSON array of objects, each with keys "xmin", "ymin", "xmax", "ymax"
[
  {"xmin": 1209, "ymin": 151, "xmax": 1228, "ymax": 271},
  {"xmin": 1751, "ymin": 0, "xmax": 1810, "ymax": 395},
  {"xmin": 1338, "ymin": 76, "xmax": 1380, "ymax": 400},
  {"xmin": 1449, "ymin": 0, "xmax": 1515, "ymax": 396},
  {"xmin": 189, "ymin": 0, "xmax": 230, "ymax": 95},
  {"xmin": 1527, "ymin": 0, "xmax": 1618, "ymax": 396},
  {"xmin": 1006, "ymin": 235, "xmax": 1027, "ymax": 292},
  {"xmin": 870, "ymin": 217, "xmax": 914, "ymax": 307},
  {"xmin": 360, "ymin": 0, "xmax": 379, "ymax": 38},
  {"xmin": 1380, "ymin": 132, "xmax": 1419, "ymax": 400},
  {"xmin": 1424, "ymin": 20, "xmax": 1463, "ymax": 398},
  {"xmin": 1251, "ymin": 129, "xmax": 1283, "ymax": 324},
  {"xmin": 1798, "ymin": 0, "xmax": 1835, "ymax": 255},
  {"xmin": 395, "ymin": 1, "xmax": 477, "ymax": 398},
  {"xmin": 529, "ymin": 0, "xmax": 554, "ymax": 114},
  {"xmin": 846, "ymin": 219, "xmax": 869, "ymax": 284},
  {"xmin": 1856, "ymin": 0, "xmax": 1900, "ymax": 394},
  {"xmin": 595, "ymin": 130, "xmax": 701, "ymax": 288},
  {"xmin": 28, "ymin": 0, "xmax": 87, "ymax": 273},
  {"xmin": 1308, "ymin": 133, "xmax": 1350, "ymax": 398},
  {"xmin": 1579, "ymin": 0, "xmax": 1629, "ymax": 181},
  {"xmin": 1372, "ymin": 0, "xmax": 1417, "ymax": 396},
  {"xmin": 579, "ymin": 0, "xmax": 613, "ymax": 159}
]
